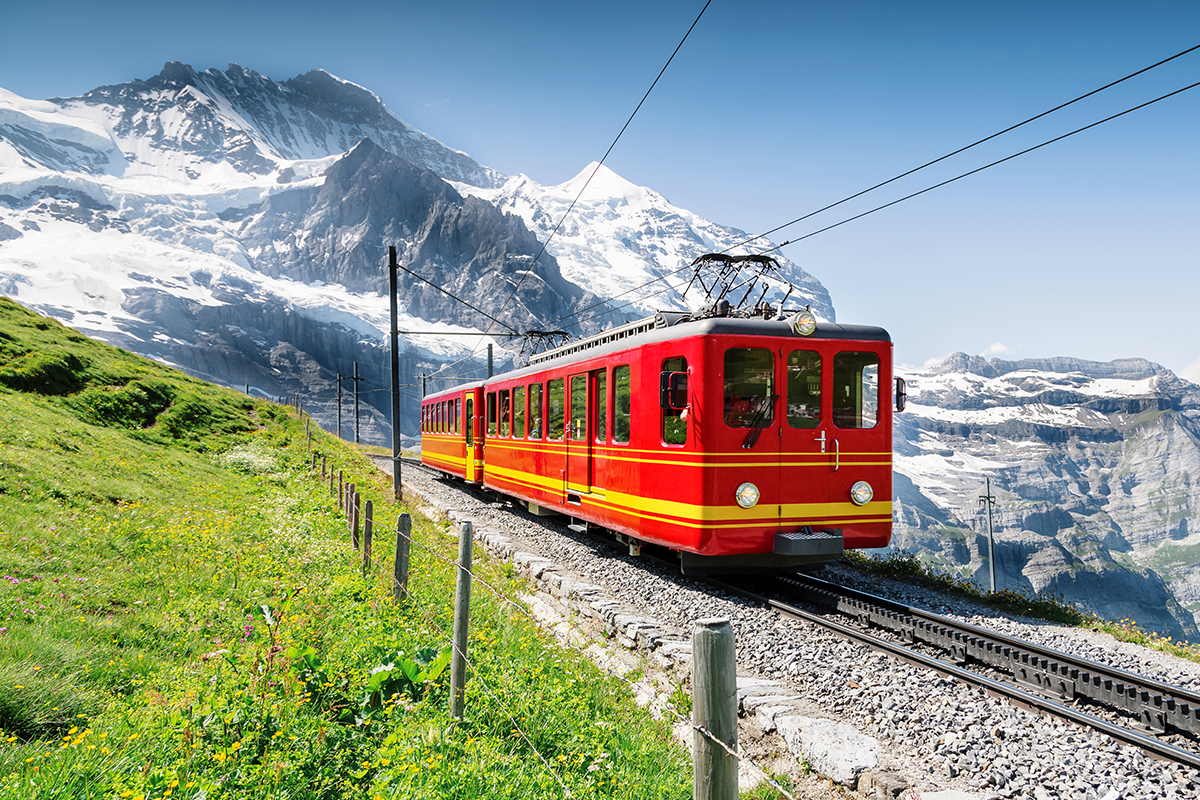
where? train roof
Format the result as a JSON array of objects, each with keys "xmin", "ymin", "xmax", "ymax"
[
  {"xmin": 531, "ymin": 313, "xmax": 888, "ymax": 362},
  {"xmin": 421, "ymin": 314, "xmax": 891, "ymax": 401}
]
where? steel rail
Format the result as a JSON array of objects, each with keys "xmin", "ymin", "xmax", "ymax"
[
  {"xmin": 708, "ymin": 576, "xmax": 1200, "ymax": 771},
  {"xmin": 790, "ymin": 573, "xmax": 1200, "ymax": 710}
]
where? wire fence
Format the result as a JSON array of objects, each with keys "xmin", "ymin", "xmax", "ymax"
[{"xmin": 296, "ymin": 403, "xmax": 801, "ymax": 800}]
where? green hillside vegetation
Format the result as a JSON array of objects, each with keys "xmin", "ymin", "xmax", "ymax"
[{"xmin": 0, "ymin": 299, "xmax": 691, "ymax": 799}]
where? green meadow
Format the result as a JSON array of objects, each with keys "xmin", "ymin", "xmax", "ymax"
[{"xmin": 0, "ymin": 298, "xmax": 691, "ymax": 799}]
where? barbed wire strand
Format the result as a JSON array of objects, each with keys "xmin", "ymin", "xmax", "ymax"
[
  {"xmin": 334, "ymin": 491, "xmax": 575, "ymax": 797},
  {"xmin": 317, "ymin": 446, "xmax": 798, "ymax": 799}
]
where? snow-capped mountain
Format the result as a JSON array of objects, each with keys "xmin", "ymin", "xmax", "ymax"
[
  {"xmin": 3, "ymin": 62, "xmax": 503, "ymax": 188},
  {"xmin": 459, "ymin": 165, "xmax": 835, "ymax": 329},
  {"xmin": 894, "ymin": 353, "xmax": 1200, "ymax": 639},
  {"xmin": 0, "ymin": 62, "xmax": 830, "ymax": 440}
]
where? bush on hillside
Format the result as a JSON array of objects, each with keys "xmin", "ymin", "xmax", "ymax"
[
  {"xmin": 70, "ymin": 378, "xmax": 177, "ymax": 429},
  {"xmin": 0, "ymin": 348, "xmax": 86, "ymax": 395}
]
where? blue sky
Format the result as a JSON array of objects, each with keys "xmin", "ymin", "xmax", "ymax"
[{"xmin": 5, "ymin": 0, "xmax": 1199, "ymax": 378}]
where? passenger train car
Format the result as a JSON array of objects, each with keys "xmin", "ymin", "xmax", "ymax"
[{"xmin": 420, "ymin": 306, "xmax": 902, "ymax": 574}]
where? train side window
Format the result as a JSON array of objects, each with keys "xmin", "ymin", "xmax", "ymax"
[
  {"xmin": 486, "ymin": 391, "xmax": 497, "ymax": 437},
  {"xmin": 499, "ymin": 389, "xmax": 511, "ymax": 437},
  {"xmin": 547, "ymin": 378, "xmax": 565, "ymax": 440},
  {"xmin": 454, "ymin": 398, "xmax": 460, "ymax": 434},
  {"xmin": 514, "ymin": 386, "xmax": 526, "ymax": 438},
  {"xmin": 662, "ymin": 356, "xmax": 688, "ymax": 445},
  {"xmin": 833, "ymin": 352, "xmax": 879, "ymax": 429},
  {"xmin": 439, "ymin": 402, "xmax": 445, "ymax": 432},
  {"xmin": 613, "ymin": 364, "xmax": 631, "ymax": 444},
  {"xmin": 594, "ymin": 370, "xmax": 607, "ymax": 443},
  {"xmin": 529, "ymin": 383, "xmax": 543, "ymax": 439},
  {"xmin": 724, "ymin": 348, "xmax": 775, "ymax": 428},
  {"xmin": 569, "ymin": 375, "xmax": 587, "ymax": 440}
]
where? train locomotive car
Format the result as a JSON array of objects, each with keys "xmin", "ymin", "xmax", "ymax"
[{"xmin": 421, "ymin": 306, "xmax": 901, "ymax": 574}]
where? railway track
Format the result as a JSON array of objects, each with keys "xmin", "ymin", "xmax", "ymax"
[
  {"xmin": 714, "ymin": 573, "xmax": 1200, "ymax": 770},
  {"xmin": 379, "ymin": 455, "xmax": 1200, "ymax": 771}
]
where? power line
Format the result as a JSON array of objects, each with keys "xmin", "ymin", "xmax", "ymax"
[
  {"xmin": 392, "ymin": 259, "xmax": 519, "ymax": 334},
  {"xmin": 479, "ymin": 0, "xmax": 714, "ymax": 340},
  {"xmin": 534, "ymin": 42, "xmax": 1200, "ymax": 338},
  {"xmin": 732, "ymin": 42, "xmax": 1200, "ymax": 253},
  {"xmin": 755, "ymin": 78, "xmax": 1200, "ymax": 254}
]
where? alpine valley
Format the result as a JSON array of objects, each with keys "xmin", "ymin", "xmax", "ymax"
[{"xmin": 0, "ymin": 63, "xmax": 1195, "ymax": 639}]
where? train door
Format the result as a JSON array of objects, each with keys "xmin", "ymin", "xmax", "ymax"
[
  {"xmin": 779, "ymin": 344, "xmax": 888, "ymax": 539},
  {"xmin": 722, "ymin": 346, "xmax": 783, "ymax": 544},
  {"xmin": 780, "ymin": 347, "xmax": 830, "ymax": 526},
  {"xmin": 464, "ymin": 394, "xmax": 478, "ymax": 482},
  {"xmin": 565, "ymin": 372, "xmax": 591, "ymax": 500}
]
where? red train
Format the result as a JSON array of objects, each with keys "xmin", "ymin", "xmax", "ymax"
[{"xmin": 420, "ymin": 305, "xmax": 902, "ymax": 574}]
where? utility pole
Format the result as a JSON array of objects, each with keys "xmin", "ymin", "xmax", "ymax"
[
  {"xmin": 336, "ymin": 372, "xmax": 343, "ymax": 440},
  {"xmin": 352, "ymin": 361, "xmax": 362, "ymax": 444},
  {"xmin": 487, "ymin": 344, "xmax": 493, "ymax": 378},
  {"xmin": 388, "ymin": 245, "xmax": 403, "ymax": 502},
  {"xmin": 978, "ymin": 476, "xmax": 997, "ymax": 593}
]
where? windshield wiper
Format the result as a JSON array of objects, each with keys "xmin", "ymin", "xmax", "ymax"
[{"xmin": 741, "ymin": 393, "xmax": 778, "ymax": 449}]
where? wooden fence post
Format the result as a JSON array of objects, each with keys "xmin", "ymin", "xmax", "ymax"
[
  {"xmin": 305, "ymin": 417, "xmax": 311, "ymax": 451},
  {"xmin": 393, "ymin": 514, "xmax": 411, "ymax": 602},
  {"xmin": 321, "ymin": 456, "xmax": 327, "ymax": 480},
  {"xmin": 338, "ymin": 471, "xmax": 344, "ymax": 507},
  {"xmin": 449, "ymin": 520, "xmax": 473, "ymax": 720},
  {"xmin": 362, "ymin": 500, "xmax": 373, "ymax": 578},
  {"xmin": 693, "ymin": 618, "xmax": 738, "ymax": 800},
  {"xmin": 351, "ymin": 486, "xmax": 360, "ymax": 550}
]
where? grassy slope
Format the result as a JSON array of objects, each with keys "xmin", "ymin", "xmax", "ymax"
[{"xmin": 0, "ymin": 298, "xmax": 691, "ymax": 799}]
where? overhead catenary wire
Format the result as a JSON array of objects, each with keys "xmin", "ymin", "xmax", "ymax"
[
  {"xmin": 731, "ymin": 42, "xmax": 1200, "ymax": 254},
  {"xmin": 392, "ymin": 260, "xmax": 520, "ymax": 334},
  {"xmin": 538, "ymin": 43, "xmax": 1200, "ymax": 335},
  {"xmin": 754, "ymin": 78, "xmax": 1200, "ymax": 255},
  {"xmin": 427, "ymin": 0, "xmax": 713, "ymax": 377}
]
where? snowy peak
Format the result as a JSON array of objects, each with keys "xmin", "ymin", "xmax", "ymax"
[
  {"xmin": 556, "ymin": 162, "xmax": 652, "ymax": 207},
  {"xmin": 459, "ymin": 164, "xmax": 836, "ymax": 328},
  {"xmin": 18, "ymin": 62, "xmax": 504, "ymax": 188}
]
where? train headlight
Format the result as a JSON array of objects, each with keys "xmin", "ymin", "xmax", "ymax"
[
  {"xmin": 735, "ymin": 482, "xmax": 760, "ymax": 509},
  {"xmin": 791, "ymin": 310, "xmax": 817, "ymax": 336},
  {"xmin": 850, "ymin": 480, "xmax": 873, "ymax": 506}
]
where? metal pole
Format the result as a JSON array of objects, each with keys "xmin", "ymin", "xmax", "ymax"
[
  {"xmin": 449, "ymin": 520, "xmax": 474, "ymax": 719},
  {"xmin": 979, "ymin": 477, "xmax": 997, "ymax": 593},
  {"xmin": 693, "ymin": 618, "xmax": 738, "ymax": 800},
  {"xmin": 353, "ymin": 361, "xmax": 360, "ymax": 444},
  {"xmin": 487, "ymin": 344, "xmax": 493, "ymax": 378},
  {"xmin": 388, "ymin": 246, "xmax": 403, "ymax": 502}
]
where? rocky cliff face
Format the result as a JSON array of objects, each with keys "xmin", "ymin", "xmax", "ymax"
[
  {"xmin": 893, "ymin": 355, "xmax": 1200, "ymax": 640},
  {"xmin": 231, "ymin": 140, "xmax": 611, "ymax": 334}
]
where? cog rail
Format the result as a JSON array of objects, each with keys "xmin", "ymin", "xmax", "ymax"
[
  {"xmin": 710, "ymin": 574, "xmax": 1200, "ymax": 770},
  {"xmin": 784, "ymin": 574, "xmax": 1200, "ymax": 738}
]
